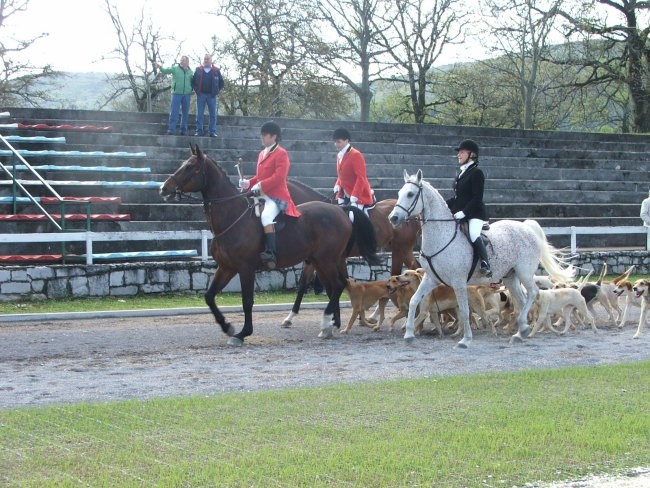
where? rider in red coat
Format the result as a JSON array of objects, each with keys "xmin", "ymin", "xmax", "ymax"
[
  {"xmin": 239, "ymin": 121, "xmax": 300, "ymax": 269},
  {"xmin": 332, "ymin": 127, "xmax": 374, "ymax": 212}
]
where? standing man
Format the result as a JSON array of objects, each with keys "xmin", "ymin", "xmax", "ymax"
[
  {"xmin": 191, "ymin": 54, "xmax": 225, "ymax": 137},
  {"xmin": 331, "ymin": 127, "xmax": 375, "ymax": 213},
  {"xmin": 155, "ymin": 55, "xmax": 193, "ymax": 135}
]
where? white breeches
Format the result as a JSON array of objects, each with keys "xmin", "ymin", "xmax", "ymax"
[
  {"xmin": 261, "ymin": 198, "xmax": 280, "ymax": 226},
  {"xmin": 469, "ymin": 218, "xmax": 485, "ymax": 242}
]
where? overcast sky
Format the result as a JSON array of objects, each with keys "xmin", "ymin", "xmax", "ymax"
[
  {"xmin": 9, "ymin": 0, "xmax": 485, "ymax": 73},
  {"xmin": 7, "ymin": 0, "xmax": 227, "ymax": 72}
]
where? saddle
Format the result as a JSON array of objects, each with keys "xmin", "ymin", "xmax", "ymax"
[{"xmin": 252, "ymin": 198, "xmax": 296, "ymax": 232}]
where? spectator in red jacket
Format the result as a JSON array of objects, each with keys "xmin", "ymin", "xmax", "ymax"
[
  {"xmin": 332, "ymin": 127, "xmax": 375, "ymax": 214},
  {"xmin": 238, "ymin": 121, "xmax": 300, "ymax": 269}
]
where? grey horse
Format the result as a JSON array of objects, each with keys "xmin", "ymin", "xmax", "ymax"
[{"xmin": 388, "ymin": 169, "xmax": 576, "ymax": 347}]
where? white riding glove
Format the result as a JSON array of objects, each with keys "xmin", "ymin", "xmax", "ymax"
[
  {"xmin": 350, "ymin": 196, "xmax": 363, "ymax": 209},
  {"xmin": 239, "ymin": 179, "xmax": 250, "ymax": 190},
  {"xmin": 337, "ymin": 198, "xmax": 345, "ymax": 205},
  {"xmin": 251, "ymin": 182, "xmax": 261, "ymax": 192},
  {"xmin": 333, "ymin": 184, "xmax": 341, "ymax": 193},
  {"xmin": 453, "ymin": 211, "xmax": 465, "ymax": 220}
]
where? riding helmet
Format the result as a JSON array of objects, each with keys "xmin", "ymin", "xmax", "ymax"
[
  {"xmin": 454, "ymin": 139, "xmax": 479, "ymax": 155},
  {"xmin": 332, "ymin": 127, "xmax": 351, "ymax": 141},
  {"xmin": 261, "ymin": 121, "xmax": 282, "ymax": 140}
]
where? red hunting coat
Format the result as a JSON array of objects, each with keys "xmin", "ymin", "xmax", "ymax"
[
  {"xmin": 249, "ymin": 144, "xmax": 300, "ymax": 217},
  {"xmin": 335, "ymin": 146, "xmax": 374, "ymax": 206}
]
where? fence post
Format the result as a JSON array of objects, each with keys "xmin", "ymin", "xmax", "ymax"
[
  {"xmin": 201, "ymin": 229, "xmax": 210, "ymax": 261},
  {"xmin": 647, "ymin": 228, "xmax": 650, "ymax": 251},
  {"xmin": 86, "ymin": 233, "xmax": 93, "ymax": 265},
  {"xmin": 570, "ymin": 227, "xmax": 577, "ymax": 253}
]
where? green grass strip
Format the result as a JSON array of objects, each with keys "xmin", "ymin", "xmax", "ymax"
[{"xmin": 1, "ymin": 361, "xmax": 648, "ymax": 487}]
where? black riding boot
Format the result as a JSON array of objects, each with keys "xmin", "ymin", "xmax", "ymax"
[
  {"xmin": 260, "ymin": 231, "xmax": 277, "ymax": 269},
  {"xmin": 472, "ymin": 237, "xmax": 492, "ymax": 278}
]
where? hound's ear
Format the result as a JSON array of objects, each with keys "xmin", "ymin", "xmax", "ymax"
[
  {"xmin": 189, "ymin": 143, "xmax": 196, "ymax": 155},
  {"xmin": 402, "ymin": 168, "xmax": 410, "ymax": 182},
  {"xmin": 416, "ymin": 169, "xmax": 423, "ymax": 182}
]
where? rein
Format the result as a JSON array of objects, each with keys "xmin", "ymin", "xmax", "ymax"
[{"xmin": 398, "ymin": 180, "xmax": 461, "ymax": 287}]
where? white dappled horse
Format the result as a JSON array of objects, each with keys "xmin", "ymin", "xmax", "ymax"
[{"xmin": 388, "ymin": 169, "xmax": 576, "ymax": 347}]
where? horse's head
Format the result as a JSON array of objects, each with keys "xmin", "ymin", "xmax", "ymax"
[
  {"xmin": 160, "ymin": 144, "xmax": 210, "ymax": 200},
  {"xmin": 388, "ymin": 169, "xmax": 424, "ymax": 228}
]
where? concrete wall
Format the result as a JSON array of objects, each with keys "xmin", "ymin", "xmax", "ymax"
[{"xmin": 1, "ymin": 251, "xmax": 649, "ymax": 302}]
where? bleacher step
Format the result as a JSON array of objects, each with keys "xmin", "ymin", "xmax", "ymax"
[{"xmin": 0, "ymin": 213, "xmax": 130, "ymax": 221}]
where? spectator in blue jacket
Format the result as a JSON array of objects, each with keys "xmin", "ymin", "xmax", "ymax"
[
  {"xmin": 154, "ymin": 56, "xmax": 193, "ymax": 135},
  {"xmin": 191, "ymin": 54, "xmax": 225, "ymax": 137}
]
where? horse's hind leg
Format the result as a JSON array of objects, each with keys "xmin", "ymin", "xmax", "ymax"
[
  {"xmin": 205, "ymin": 267, "xmax": 237, "ymax": 338},
  {"xmin": 506, "ymin": 273, "xmax": 538, "ymax": 343},
  {"xmin": 283, "ymin": 263, "xmax": 314, "ymax": 328}
]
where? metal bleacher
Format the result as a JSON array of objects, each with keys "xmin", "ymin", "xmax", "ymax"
[{"xmin": 0, "ymin": 112, "xmax": 197, "ymax": 263}]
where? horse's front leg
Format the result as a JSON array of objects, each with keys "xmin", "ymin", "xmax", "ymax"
[
  {"xmin": 404, "ymin": 273, "xmax": 436, "ymax": 343},
  {"xmin": 319, "ymin": 270, "xmax": 346, "ymax": 338},
  {"xmin": 453, "ymin": 286, "xmax": 473, "ymax": 348},
  {"xmin": 229, "ymin": 266, "xmax": 257, "ymax": 346},
  {"xmin": 205, "ymin": 267, "xmax": 237, "ymax": 337}
]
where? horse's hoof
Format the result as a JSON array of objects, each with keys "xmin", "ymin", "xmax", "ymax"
[
  {"xmin": 318, "ymin": 328, "xmax": 333, "ymax": 339},
  {"xmin": 519, "ymin": 326, "xmax": 531, "ymax": 339},
  {"xmin": 404, "ymin": 336, "xmax": 415, "ymax": 344},
  {"xmin": 509, "ymin": 333, "xmax": 523, "ymax": 344},
  {"xmin": 456, "ymin": 338, "xmax": 471, "ymax": 348},
  {"xmin": 281, "ymin": 319, "xmax": 292, "ymax": 328},
  {"xmin": 227, "ymin": 337, "xmax": 244, "ymax": 347}
]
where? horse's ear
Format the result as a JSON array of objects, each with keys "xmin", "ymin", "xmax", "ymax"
[
  {"xmin": 195, "ymin": 146, "xmax": 203, "ymax": 160},
  {"xmin": 402, "ymin": 169, "xmax": 410, "ymax": 182},
  {"xmin": 189, "ymin": 143, "xmax": 196, "ymax": 155},
  {"xmin": 416, "ymin": 169, "xmax": 423, "ymax": 182}
]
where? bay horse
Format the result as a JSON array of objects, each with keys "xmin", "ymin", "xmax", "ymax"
[
  {"xmin": 159, "ymin": 145, "xmax": 379, "ymax": 346},
  {"xmin": 282, "ymin": 179, "xmax": 421, "ymax": 328},
  {"xmin": 388, "ymin": 169, "xmax": 576, "ymax": 347}
]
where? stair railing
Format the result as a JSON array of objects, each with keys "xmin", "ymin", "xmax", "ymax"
[{"xmin": 0, "ymin": 134, "xmax": 92, "ymax": 232}]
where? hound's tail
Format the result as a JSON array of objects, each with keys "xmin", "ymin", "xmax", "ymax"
[{"xmin": 523, "ymin": 219, "xmax": 577, "ymax": 283}]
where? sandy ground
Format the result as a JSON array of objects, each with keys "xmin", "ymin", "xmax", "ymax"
[{"xmin": 0, "ymin": 304, "xmax": 648, "ymax": 486}]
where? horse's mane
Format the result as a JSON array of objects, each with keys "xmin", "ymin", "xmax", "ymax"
[{"xmin": 201, "ymin": 152, "xmax": 238, "ymax": 191}]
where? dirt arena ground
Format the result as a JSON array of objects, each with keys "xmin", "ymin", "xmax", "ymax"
[{"xmin": 1, "ymin": 304, "xmax": 648, "ymax": 487}]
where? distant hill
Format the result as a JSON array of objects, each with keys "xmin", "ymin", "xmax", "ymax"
[{"xmin": 40, "ymin": 72, "xmax": 114, "ymax": 110}]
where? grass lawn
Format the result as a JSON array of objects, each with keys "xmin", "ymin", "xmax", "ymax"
[{"xmin": 1, "ymin": 361, "xmax": 648, "ymax": 487}]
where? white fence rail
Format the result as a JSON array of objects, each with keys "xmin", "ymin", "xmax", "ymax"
[{"xmin": 0, "ymin": 226, "xmax": 648, "ymax": 265}]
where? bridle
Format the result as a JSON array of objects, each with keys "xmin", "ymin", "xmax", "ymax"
[
  {"xmin": 396, "ymin": 179, "xmax": 461, "ymax": 286},
  {"xmin": 165, "ymin": 163, "xmax": 258, "ymax": 239}
]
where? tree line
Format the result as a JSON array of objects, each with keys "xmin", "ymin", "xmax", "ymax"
[{"xmin": 1, "ymin": 0, "xmax": 649, "ymax": 133}]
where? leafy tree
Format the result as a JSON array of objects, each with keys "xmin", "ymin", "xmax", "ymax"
[
  {"xmin": 374, "ymin": 0, "xmax": 466, "ymax": 123},
  {"xmin": 311, "ymin": 0, "xmax": 388, "ymax": 122},
  {"xmin": 0, "ymin": 0, "xmax": 56, "ymax": 106},
  {"xmin": 554, "ymin": 0, "xmax": 650, "ymax": 132},
  {"xmin": 101, "ymin": 0, "xmax": 169, "ymax": 112}
]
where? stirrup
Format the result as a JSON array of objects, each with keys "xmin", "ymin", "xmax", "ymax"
[{"xmin": 260, "ymin": 250, "xmax": 276, "ymax": 269}]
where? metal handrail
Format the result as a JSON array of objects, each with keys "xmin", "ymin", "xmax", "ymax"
[{"xmin": 0, "ymin": 134, "xmax": 92, "ymax": 232}]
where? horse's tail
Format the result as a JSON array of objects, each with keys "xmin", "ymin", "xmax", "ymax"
[
  {"xmin": 523, "ymin": 219, "xmax": 577, "ymax": 283},
  {"xmin": 344, "ymin": 206, "xmax": 380, "ymax": 266}
]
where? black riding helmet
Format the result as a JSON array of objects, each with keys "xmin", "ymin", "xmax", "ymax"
[
  {"xmin": 261, "ymin": 121, "xmax": 282, "ymax": 141},
  {"xmin": 454, "ymin": 139, "xmax": 479, "ymax": 155},
  {"xmin": 332, "ymin": 127, "xmax": 351, "ymax": 141}
]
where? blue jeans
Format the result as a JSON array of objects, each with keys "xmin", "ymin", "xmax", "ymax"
[
  {"xmin": 195, "ymin": 93, "xmax": 218, "ymax": 135},
  {"xmin": 168, "ymin": 93, "xmax": 191, "ymax": 134}
]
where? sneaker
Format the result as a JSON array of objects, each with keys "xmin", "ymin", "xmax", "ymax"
[
  {"xmin": 194, "ymin": 131, "xmax": 204, "ymax": 136},
  {"xmin": 180, "ymin": 130, "xmax": 187, "ymax": 136},
  {"xmin": 209, "ymin": 133, "xmax": 217, "ymax": 137},
  {"xmin": 167, "ymin": 131, "xmax": 175, "ymax": 135}
]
